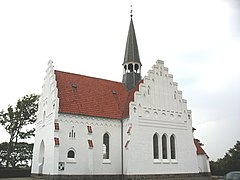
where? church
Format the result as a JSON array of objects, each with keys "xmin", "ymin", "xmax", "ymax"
[{"xmin": 31, "ymin": 14, "xmax": 211, "ymax": 180}]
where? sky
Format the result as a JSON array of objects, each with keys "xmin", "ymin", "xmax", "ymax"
[{"xmin": 0, "ymin": 0, "xmax": 239, "ymax": 161}]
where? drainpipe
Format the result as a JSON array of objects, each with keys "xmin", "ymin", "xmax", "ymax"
[{"xmin": 121, "ymin": 119, "xmax": 124, "ymax": 180}]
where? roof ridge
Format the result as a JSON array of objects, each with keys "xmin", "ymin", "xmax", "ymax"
[{"xmin": 55, "ymin": 70, "xmax": 125, "ymax": 85}]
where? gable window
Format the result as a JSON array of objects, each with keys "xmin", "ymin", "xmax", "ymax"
[
  {"xmin": 69, "ymin": 129, "xmax": 75, "ymax": 139},
  {"xmin": 67, "ymin": 150, "xmax": 75, "ymax": 158},
  {"xmin": 162, "ymin": 134, "xmax": 167, "ymax": 159},
  {"xmin": 54, "ymin": 123, "xmax": 59, "ymax": 131},
  {"xmin": 147, "ymin": 86, "xmax": 150, "ymax": 95},
  {"xmin": 170, "ymin": 135, "xmax": 176, "ymax": 159},
  {"xmin": 103, "ymin": 133, "xmax": 109, "ymax": 159},
  {"xmin": 153, "ymin": 133, "xmax": 159, "ymax": 159},
  {"xmin": 54, "ymin": 137, "xmax": 60, "ymax": 146}
]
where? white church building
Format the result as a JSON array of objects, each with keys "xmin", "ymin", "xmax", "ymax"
[{"xmin": 31, "ymin": 15, "xmax": 211, "ymax": 180}]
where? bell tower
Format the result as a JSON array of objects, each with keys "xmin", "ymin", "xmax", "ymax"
[{"xmin": 122, "ymin": 13, "xmax": 142, "ymax": 90}]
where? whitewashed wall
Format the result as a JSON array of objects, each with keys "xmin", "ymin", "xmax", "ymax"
[
  {"xmin": 32, "ymin": 61, "xmax": 59, "ymax": 175},
  {"xmin": 197, "ymin": 155, "xmax": 210, "ymax": 173},
  {"xmin": 56, "ymin": 113, "xmax": 122, "ymax": 175},
  {"xmin": 124, "ymin": 60, "xmax": 199, "ymax": 174},
  {"xmin": 32, "ymin": 60, "xmax": 209, "ymax": 176}
]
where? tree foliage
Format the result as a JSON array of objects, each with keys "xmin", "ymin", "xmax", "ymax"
[
  {"xmin": 0, "ymin": 94, "xmax": 39, "ymax": 142},
  {"xmin": 0, "ymin": 142, "xmax": 33, "ymax": 168},
  {"xmin": 0, "ymin": 94, "xmax": 39, "ymax": 168},
  {"xmin": 210, "ymin": 141, "xmax": 240, "ymax": 175}
]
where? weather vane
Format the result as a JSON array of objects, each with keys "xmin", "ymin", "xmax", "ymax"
[{"xmin": 130, "ymin": 5, "xmax": 133, "ymax": 17}]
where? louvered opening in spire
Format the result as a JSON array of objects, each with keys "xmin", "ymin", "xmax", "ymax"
[{"xmin": 123, "ymin": 18, "xmax": 141, "ymax": 65}]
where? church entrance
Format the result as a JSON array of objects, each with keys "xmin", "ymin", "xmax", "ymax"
[{"xmin": 38, "ymin": 140, "xmax": 45, "ymax": 175}]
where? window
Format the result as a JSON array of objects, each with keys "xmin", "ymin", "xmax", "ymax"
[
  {"xmin": 67, "ymin": 150, "xmax": 75, "ymax": 158},
  {"xmin": 128, "ymin": 64, "xmax": 133, "ymax": 72},
  {"xmin": 88, "ymin": 140, "xmax": 93, "ymax": 148},
  {"xmin": 134, "ymin": 64, "xmax": 139, "ymax": 73},
  {"xmin": 125, "ymin": 140, "xmax": 130, "ymax": 148},
  {"xmin": 127, "ymin": 126, "xmax": 132, "ymax": 134},
  {"xmin": 54, "ymin": 137, "xmax": 60, "ymax": 146},
  {"xmin": 54, "ymin": 123, "xmax": 59, "ymax": 131},
  {"xmin": 147, "ymin": 86, "xmax": 150, "ymax": 95},
  {"xmin": 170, "ymin": 135, "xmax": 176, "ymax": 159},
  {"xmin": 153, "ymin": 133, "xmax": 159, "ymax": 159},
  {"xmin": 103, "ymin": 133, "xmax": 109, "ymax": 159},
  {"xmin": 87, "ymin": 126, "xmax": 92, "ymax": 134},
  {"xmin": 162, "ymin": 134, "xmax": 167, "ymax": 159},
  {"xmin": 69, "ymin": 129, "xmax": 75, "ymax": 139}
]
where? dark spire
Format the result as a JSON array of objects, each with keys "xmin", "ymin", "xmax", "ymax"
[
  {"xmin": 123, "ymin": 17, "xmax": 141, "ymax": 65},
  {"xmin": 122, "ymin": 13, "xmax": 142, "ymax": 90}
]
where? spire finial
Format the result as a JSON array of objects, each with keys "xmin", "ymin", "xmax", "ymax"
[{"xmin": 130, "ymin": 5, "xmax": 133, "ymax": 17}]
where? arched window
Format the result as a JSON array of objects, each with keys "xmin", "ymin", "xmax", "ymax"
[
  {"xmin": 170, "ymin": 135, "xmax": 176, "ymax": 159},
  {"xmin": 103, "ymin": 133, "xmax": 109, "ymax": 159},
  {"xmin": 162, "ymin": 134, "xmax": 167, "ymax": 159},
  {"xmin": 67, "ymin": 150, "xmax": 75, "ymax": 158},
  {"xmin": 134, "ymin": 64, "xmax": 139, "ymax": 73},
  {"xmin": 128, "ymin": 64, "xmax": 133, "ymax": 72},
  {"xmin": 69, "ymin": 129, "xmax": 76, "ymax": 139},
  {"xmin": 153, "ymin": 133, "xmax": 159, "ymax": 159},
  {"xmin": 147, "ymin": 86, "xmax": 151, "ymax": 95},
  {"xmin": 124, "ymin": 65, "xmax": 127, "ymax": 73}
]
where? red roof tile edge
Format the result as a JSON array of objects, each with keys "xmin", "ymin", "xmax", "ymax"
[{"xmin": 194, "ymin": 139, "xmax": 209, "ymax": 158}]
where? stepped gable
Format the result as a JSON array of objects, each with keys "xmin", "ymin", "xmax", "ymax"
[{"xmin": 55, "ymin": 70, "xmax": 140, "ymax": 119}]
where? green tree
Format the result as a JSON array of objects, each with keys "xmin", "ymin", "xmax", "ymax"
[
  {"xmin": 210, "ymin": 141, "xmax": 240, "ymax": 175},
  {"xmin": 223, "ymin": 140, "xmax": 240, "ymax": 169},
  {"xmin": 0, "ymin": 94, "xmax": 39, "ymax": 168},
  {"xmin": 0, "ymin": 142, "xmax": 33, "ymax": 168}
]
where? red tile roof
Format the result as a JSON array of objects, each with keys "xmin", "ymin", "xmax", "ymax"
[
  {"xmin": 194, "ymin": 139, "xmax": 209, "ymax": 158},
  {"xmin": 55, "ymin": 70, "xmax": 140, "ymax": 119}
]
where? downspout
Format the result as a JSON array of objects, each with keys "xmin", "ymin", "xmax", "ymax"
[
  {"xmin": 112, "ymin": 90, "xmax": 130, "ymax": 180},
  {"xmin": 121, "ymin": 119, "xmax": 124, "ymax": 179}
]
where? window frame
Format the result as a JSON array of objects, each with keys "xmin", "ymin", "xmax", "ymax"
[
  {"xmin": 162, "ymin": 134, "xmax": 168, "ymax": 159},
  {"xmin": 67, "ymin": 150, "xmax": 75, "ymax": 159},
  {"xmin": 170, "ymin": 134, "xmax": 176, "ymax": 160},
  {"xmin": 153, "ymin": 133, "xmax": 159, "ymax": 159},
  {"xmin": 103, "ymin": 133, "xmax": 110, "ymax": 160}
]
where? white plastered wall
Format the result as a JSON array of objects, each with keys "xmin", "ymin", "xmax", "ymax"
[
  {"xmin": 124, "ymin": 60, "xmax": 199, "ymax": 174},
  {"xmin": 56, "ymin": 113, "xmax": 122, "ymax": 175},
  {"xmin": 31, "ymin": 61, "xmax": 59, "ymax": 175},
  {"xmin": 197, "ymin": 155, "xmax": 210, "ymax": 173}
]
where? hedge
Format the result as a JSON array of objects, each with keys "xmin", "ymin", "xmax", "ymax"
[{"xmin": 0, "ymin": 168, "xmax": 31, "ymax": 178}]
